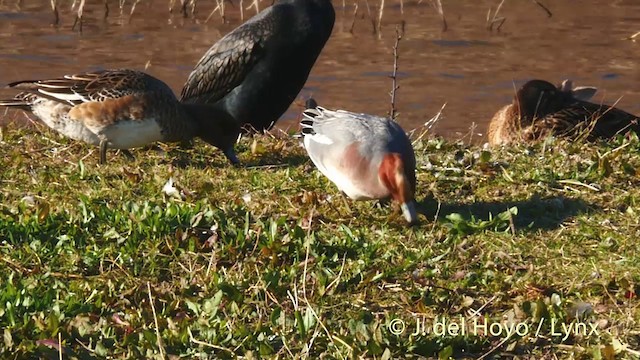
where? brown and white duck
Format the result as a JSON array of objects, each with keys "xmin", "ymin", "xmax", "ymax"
[
  {"xmin": 0, "ymin": 69, "xmax": 239, "ymax": 164},
  {"xmin": 488, "ymin": 79, "xmax": 639, "ymax": 145}
]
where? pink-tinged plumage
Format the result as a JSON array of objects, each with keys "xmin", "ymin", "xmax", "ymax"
[{"xmin": 300, "ymin": 102, "xmax": 418, "ymax": 225}]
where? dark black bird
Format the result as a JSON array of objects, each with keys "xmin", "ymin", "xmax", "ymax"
[{"xmin": 180, "ymin": 0, "xmax": 335, "ymax": 163}]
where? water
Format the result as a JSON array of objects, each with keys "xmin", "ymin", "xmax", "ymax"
[{"xmin": 1, "ymin": 0, "xmax": 639, "ymax": 142}]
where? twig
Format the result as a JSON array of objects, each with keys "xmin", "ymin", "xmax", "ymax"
[
  {"xmin": 246, "ymin": 0, "xmax": 259, "ymax": 15},
  {"xmin": 181, "ymin": 0, "xmax": 190, "ymax": 17},
  {"xmin": 531, "ymin": 0, "xmax": 552, "ymax": 17},
  {"xmin": 349, "ymin": 1, "xmax": 358, "ymax": 33},
  {"xmin": 129, "ymin": 0, "xmax": 141, "ymax": 23},
  {"xmin": 58, "ymin": 332, "xmax": 62, "ymax": 360},
  {"xmin": 362, "ymin": 0, "xmax": 376, "ymax": 34},
  {"xmin": 71, "ymin": 0, "xmax": 86, "ymax": 33},
  {"xmin": 389, "ymin": 23, "xmax": 404, "ymax": 120},
  {"xmin": 104, "ymin": 0, "xmax": 109, "ymax": 20},
  {"xmin": 147, "ymin": 282, "xmax": 165, "ymax": 360},
  {"xmin": 50, "ymin": 0, "xmax": 59, "ymax": 26},
  {"xmin": 376, "ymin": 0, "xmax": 384, "ymax": 35},
  {"xmin": 325, "ymin": 253, "xmax": 347, "ymax": 292},
  {"xmin": 205, "ymin": 0, "xmax": 227, "ymax": 23},
  {"xmin": 340, "ymin": 0, "xmax": 346, "ymax": 31},
  {"xmin": 187, "ymin": 328, "xmax": 233, "ymax": 353},
  {"xmin": 487, "ymin": 0, "xmax": 506, "ymax": 32},
  {"xmin": 191, "ymin": 0, "xmax": 198, "ymax": 17},
  {"xmin": 430, "ymin": 0, "xmax": 447, "ymax": 32}
]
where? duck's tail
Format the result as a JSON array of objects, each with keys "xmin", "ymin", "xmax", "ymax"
[{"xmin": 0, "ymin": 92, "xmax": 36, "ymax": 111}]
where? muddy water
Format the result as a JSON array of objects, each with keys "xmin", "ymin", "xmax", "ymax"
[{"xmin": 1, "ymin": 0, "xmax": 639, "ymax": 142}]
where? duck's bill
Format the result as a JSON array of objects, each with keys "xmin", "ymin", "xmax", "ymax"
[{"xmin": 401, "ymin": 201, "xmax": 418, "ymax": 225}]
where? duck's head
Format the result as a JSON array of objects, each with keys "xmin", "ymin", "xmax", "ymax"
[
  {"xmin": 515, "ymin": 80, "xmax": 569, "ymax": 122},
  {"xmin": 378, "ymin": 152, "xmax": 418, "ymax": 225},
  {"xmin": 183, "ymin": 104, "xmax": 241, "ymax": 165}
]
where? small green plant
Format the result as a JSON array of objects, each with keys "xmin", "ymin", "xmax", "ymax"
[{"xmin": 0, "ymin": 123, "xmax": 639, "ymax": 358}]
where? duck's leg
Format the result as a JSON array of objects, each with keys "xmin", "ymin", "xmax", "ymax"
[
  {"xmin": 224, "ymin": 147, "xmax": 240, "ymax": 166},
  {"xmin": 99, "ymin": 140, "xmax": 108, "ymax": 165}
]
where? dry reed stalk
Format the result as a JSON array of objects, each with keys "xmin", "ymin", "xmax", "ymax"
[
  {"xmin": 348, "ymin": 1, "xmax": 358, "ymax": 33},
  {"xmin": 412, "ymin": 102, "xmax": 446, "ymax": 144},
  {"xmin": 169, "ymin": 0, "xmax": 176, "ymax": 12},
  {"xmin": 50, "ymin": 0, "xmax": 59, "ymax": 25},
  {"xmin": 376, "ymin": 0, "xmax": 384, "ymax": 35},
  {"xmin": 430, "ymin": 0, "xmax": 447, "ymax": 32},
  {"xmin": 129, "ymin": 0, "xmax": 142, "ymax": 23},
  {"xmin": 205, "ymin": 0, "xmax": 226, "ymax": 23},
  {"xmin": 71, "ymin": 0, "xmax": 86, "ymax": 33},
  {"xmin": 181, "ymin": 0, "xmax": 190, "ymax": 17},
  {"xmin": 389, "ymin": 22, "xmax": 404, "ymax": 120},
  {"xmin": 104, "ymin": 0, "xmax": 109, "ymax": 19},
  {"xmin": 191, "ymin": 0, "xmax": 198, "ymax": 17},
  {"xmin": 240, "ymin": 0, "xmax": 244, "ymax": 21},
  {"xmin": 487, "ymin": 0, "xmax": 506, "ymax": 32},
  {"xmin": 119, "ymin": 0, "xmax": 126, "ymax": 16},
  {"xmin": 362, "ymin": 0, "xmax": 376, "ymax": 34},
  {"xmin": 246, "ymin": 0, "xmax": 259, "ymax": 15}
]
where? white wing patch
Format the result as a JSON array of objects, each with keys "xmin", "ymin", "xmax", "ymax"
[{"xmin": 37, "ymin": 88, "xmax": 89, "ymax": 104}]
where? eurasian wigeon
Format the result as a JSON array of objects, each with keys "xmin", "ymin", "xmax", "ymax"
[
  {"xmin": 300, "ymin": 100, "xmax": 419, "ymax": 225},
  {"xmin": 0, "ymin": 69, "xmax": 239, "ymax": 164},
  {"xmin": 488, "ymin": 79, "xmax": 639, "ymax": 145}
]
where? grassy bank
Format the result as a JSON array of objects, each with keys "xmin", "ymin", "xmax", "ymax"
[{"xmin": 0, "ymin": 122, "xmax": 639, "ymax": 359}]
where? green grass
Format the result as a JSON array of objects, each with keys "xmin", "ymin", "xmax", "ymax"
[{"xmin": 0, "ymin": 122, "xmax": 639, "ymax": 359}]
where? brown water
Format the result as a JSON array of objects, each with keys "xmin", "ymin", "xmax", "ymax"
[{"xmin": 1, "ymin": 0, "xmax": 639, "ymax": 142}]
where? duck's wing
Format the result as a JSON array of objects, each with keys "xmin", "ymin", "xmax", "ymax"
[
  {"xmin": 5, "ymin": 69, "xmax": 155, "ymax": 106},
  {"xmin": 532, "ymin": 100, "xmax": 640, "ymax": 139},
  {"xmin": 180, "ymin": 6, "xmax": 291, "ymax": 104}
]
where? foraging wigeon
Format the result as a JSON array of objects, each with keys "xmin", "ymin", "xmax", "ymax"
[
  {"xmin": 300, "ymin": 99, "xmax": 418, "ymax": 225},
  {"xmin": 0, "ymin": 69, "xmax": 239, "ymax": 164},
  {"xmin": 180, "ymin": 0, "xmax": 335, "ymax": 162},
  {"xmin": 488, "ymin": 79, "xmax": 640, "ymax": 145}
]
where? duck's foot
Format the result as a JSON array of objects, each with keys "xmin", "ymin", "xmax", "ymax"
[
  {"xmin": 121, "ymin": 149, "xmax": 135, "ymax": 161},
  {"xmin": 224, "ymin": 147, "xmax": 241, "ymax": 167},
  {"xmin": 373, "ymin": 198, "xmax": 391, "ymax": 209}
]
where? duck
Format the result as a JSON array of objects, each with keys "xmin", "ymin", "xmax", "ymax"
[
  {"xmin": 0, "ymin": 69, "xmax": 239, "ymax": 164},
  {"xmin": 180, "ymin": 0, "xmax": 335, "ymax": 161},
  {"xmin": 300, "ymin": 99, "xmax": 418, "ymax": 225},
  {"xmin": 488, "ymin": 79, "xmax": 640, "ymax": 145}
]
